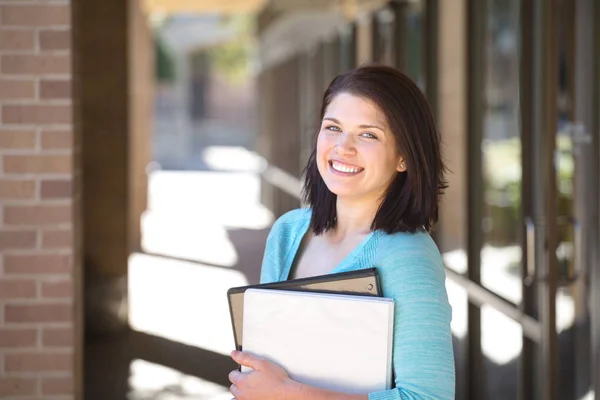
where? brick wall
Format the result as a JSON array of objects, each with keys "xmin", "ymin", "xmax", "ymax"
[{"xmin": 0, "ymin": 1, "xmax": 77, "ymax": 399}]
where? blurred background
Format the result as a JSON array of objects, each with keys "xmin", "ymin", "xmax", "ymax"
[{"xmin": 0, "ymin": 0, "xmax": 598, "ymax": 399}]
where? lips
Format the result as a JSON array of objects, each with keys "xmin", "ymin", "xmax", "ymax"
[{"xmin": 329, "ymin": 160, "xmax": 364, "ymax": 174}]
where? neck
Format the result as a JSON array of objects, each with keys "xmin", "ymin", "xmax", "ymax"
[{"xmin": 332, "ymin": 197, "xmax": 379, "ymax": 239}]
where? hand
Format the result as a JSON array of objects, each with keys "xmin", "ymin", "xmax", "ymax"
[{"xmin": 228, "ymin": 350, "xmax": 297, "ymax": 400}]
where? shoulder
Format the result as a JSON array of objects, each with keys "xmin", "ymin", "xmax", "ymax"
[
  {"xmin": 373, "ymin": 230, "xmax": 448, "ymax": 301},
  {"xmin": 267, "ymin": 207, "xmax": 312, "ymax": 241},
  {"xmin": 271, "ymin": 207, "xmax": 312, "ymax": 231},
  {"xmin": 374, "ymin": 230, "xmax": 444, "ymax": 273},
  {"xmin": 260, "ymin": 208, "xmax": 311, "ymax": 284},
  {"xmin": 373, "ymin": 231, "xmax": 455, "ymax": 399}
]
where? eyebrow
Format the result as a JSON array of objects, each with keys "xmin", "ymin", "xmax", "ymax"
[{"xmin": 323, "ymin": 117, "xmax": 386, "ymax": 132}]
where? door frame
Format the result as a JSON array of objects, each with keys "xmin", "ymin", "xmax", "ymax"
[{"xmin": 459, "ymin": 1, "xmax": 562, "ymax": 399}]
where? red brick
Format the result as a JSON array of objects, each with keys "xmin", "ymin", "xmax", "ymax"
[
  {"xmin": 0, "ymin": 29, "xmax": 35, "ymax": 50},
  {"xmin": 4, "ymin": 205, "xmax": 71, "ymax": 225},
  {"xmin": 42, "ymin": 280, "xmax": 72, "ymax": 298},
  {"xmin": 0, "ymin": 328, "xmax": 37, "ymax": 347},
  {"xmin": 0, "ymin": 378, "xmax": 37, "ymax": 397},
  {"xmin": 6, "ymin": 303, "xmax": 72, "ymax": 323},
  {"xmin": 3, "ymin": 155, "xmax": 72, "ymax": 174},
  {"xmin": 42, "ymin": 327, "xmax": 72, "ymax": 347},
  {"xmin": 0, "ymin": 129, "xmax": 36, "ymax": 149},
  {"xmin": 1, "ymin": 54, "xmax": 71, "ymax": 75},
  {"xmin": 0, "ymin": 79, "xmax": 35, "ymax": 100},
  {"xmin": 40, "ymin": 179, "xmax": 71, "ymax": 199},
  {"xmin": 0, "ymin": 279, "xmax": 37, "ymax": 299},
  {"xmin": 4, "ymin": 205, "xmax": 72, "ymax": 226},
  {"xmin": 42, "ymin": 376, "xmax": 73, "ymax": 395},
  {"xmin": 0, "ymin": 179, "xmax": 36, "ymax": 200},
  {"xmin": 0, "ymin": 5, "xmax": 70, "ymax": 26},
  {"xmin": 2, "ymin": 105, "xmax": 72, "ymax": 125},
  {"xmin": 41, "ymin": 129, "xmax": 72, "ymax": 149},
  {"xmin": 0, "ymin": 230, "xmax": 37, "ymax": 250},
  {"xmin": 42, "ymin": 229, "xmax": 72, "ymax": 248},
  {"xmin": 40, "ymin": 30, "xmax": 70, "ymax": 51},
  {"xmin": 5, "ymin": 352, "xmax": 72, "ymax": 372},
  {"xmin": 5, "ymin": 254, "xmax": 72, "ymax": 274},
  {"xmin": 40, "ymin": 80, "xmax": 71, "ymax": 99}
]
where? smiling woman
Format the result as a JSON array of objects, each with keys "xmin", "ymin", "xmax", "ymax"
[
  {"xmin": 228, "ymin": 64, "xmax": 455, "ymax": 400},
  {"xmin": 305, "ymin": 65, "xmax": 447, "ymax": 236},
  {"xmin": 316, "ymin": 93, "xmax": 406, "ymax": 213}
]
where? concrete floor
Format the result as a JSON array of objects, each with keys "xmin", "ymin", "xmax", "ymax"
[{"xmin": 85, "ymin": 147, "xmax": 274, "ymax": 400}]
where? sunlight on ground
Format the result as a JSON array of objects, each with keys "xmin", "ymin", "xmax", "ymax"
[
  {"xmin": 128, "ymin": 359, "xmax": 233, "ymax": 400},
  {"xmin": 131, "ymin": 168, "xmax": 274, "ymax": 354},
  {"xmin": 578, "ymin": 390, "xmax": 595, "ymax": 400},
  {"xmin": 443, "ymin": 246, "xmax": 576, "ymax": 365},
  {"xmin": 201, "ymin": 146, "xmax": 265, "ymax": 173},
  {"xmin": 129, "ymin": 147, "xmax": 275, "ymax": 399},
  {"xmin": 141, "ymin": 170, "xmax": 274, "ymax": 266},
  {"xmin": 129, "ymin": 252, "xmax": 247, "ymax": 355}
]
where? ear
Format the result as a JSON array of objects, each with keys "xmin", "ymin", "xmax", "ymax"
[{"xmin": 396, "ymin": 158, "xmax": 407, "ymax": 173}]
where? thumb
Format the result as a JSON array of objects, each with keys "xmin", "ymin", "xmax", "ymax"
[{"xmin": 231, "ymin": 350, "xmax": 264, "ymax": 370}]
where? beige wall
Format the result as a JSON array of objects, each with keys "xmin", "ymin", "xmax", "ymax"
[{"xmin": 0, "ymin": 1, "xmax": 77, "ymax": 398}]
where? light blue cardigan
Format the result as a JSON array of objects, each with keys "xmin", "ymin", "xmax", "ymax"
[{"xmin": 259, "ymin": 208, "xmax": 455, "ymax": 400}]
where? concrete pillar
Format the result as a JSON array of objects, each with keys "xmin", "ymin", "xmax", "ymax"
[
  {"xmin": 355, "ymin": 13, "xmax": 374, "ymax": 65},
  {"xmin": 76, "ymin": 0, "xmax": 151, "ymax": 336},
  {"xmin": 129, "ymin": 0, "xmax": 152, "ymax": 253}
]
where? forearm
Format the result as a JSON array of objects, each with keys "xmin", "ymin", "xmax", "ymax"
[{"xmin": 286, "ymin": 380, "xmax": 369, "ymax": 400}]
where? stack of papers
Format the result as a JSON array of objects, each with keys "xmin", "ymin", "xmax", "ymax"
[{"xmin": 227, "ymin": 269, "xmax": 395, "ymax": 394}]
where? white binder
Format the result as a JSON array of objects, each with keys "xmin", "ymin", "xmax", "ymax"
[{"xmin": 241, "ymin": 288, "xmax": 395, "ymax": 394}]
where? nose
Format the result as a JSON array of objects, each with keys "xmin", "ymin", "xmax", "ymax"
[{"xmin": 335, "ymin": 132, "xmax": 357, "ymax": 156}]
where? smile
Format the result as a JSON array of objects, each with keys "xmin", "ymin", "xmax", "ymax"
[{"xmin": 329, "ymin": 160, "xmax": 364, "ymax": 175}]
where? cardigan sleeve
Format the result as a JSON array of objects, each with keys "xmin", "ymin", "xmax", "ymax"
[
  {"xmin": 368, "ymin": 236, "xmax": 455, "ymax": 400},
  {"xmin": 259, "ymin": 208, "xmax": 311, "ymax": 284},
  {"xmin": 259, "ymin": 224, "xmax": 281, "ymax": 284}
]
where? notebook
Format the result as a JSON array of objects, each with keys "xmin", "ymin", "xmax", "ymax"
[
  {"xmin": 241, "ymin": 288, "xmax": 395, "ymax": 394},
  {"xmin": 227, "ymin": 268, "xmax": 381, "ymax": 351}
]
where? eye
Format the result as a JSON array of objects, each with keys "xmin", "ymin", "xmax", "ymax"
[
  {"xmin": 360, "ymin": 131, "xmax": 378, "ymax": 139},
  {"xmin": 324, "ymin": 125, "xmax": 341, "ymax": 132}
]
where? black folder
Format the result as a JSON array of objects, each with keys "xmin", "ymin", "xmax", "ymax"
[{"xmin": 227, "ymin": 268, "xmax": 382, "ymax": 352}]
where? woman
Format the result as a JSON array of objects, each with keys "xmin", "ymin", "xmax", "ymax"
[{"xmin": 229, "ymin": 64, "xmax": 455, "ymax": 400}]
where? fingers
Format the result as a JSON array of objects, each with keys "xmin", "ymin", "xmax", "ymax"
[
  {"xmin": 230, "ymin": 384, "xmax": 240, "ymax": 398},
  {"xmin": 229, "ymin": 369, "xmax": 243, "ymax": 385},
  {"xmin": 228, "ymin": 370, "xmax": 243, "ymax": 399},
  {"xmin": 231, "ymin": 350, "xmax": 264, "ymax": 370}
]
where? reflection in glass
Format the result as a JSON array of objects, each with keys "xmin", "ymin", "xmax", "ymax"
[
  {"xmin": 402, "ymin": 1, "xmax": 424, "ymax": 89},
  {"xmin": 481, "ymin": 0, "xmax": 522, "ymax": 303},
  {"xmin": 375, "ymin": 7, "xmax": 395, "ymax": 66},
  {"xmin": 481, "ymin": 1, "xmax": 522, "ymax": 398},
  {"xmin": 481, "ymin": 305, "xmax": 521, "ymax": 400}
]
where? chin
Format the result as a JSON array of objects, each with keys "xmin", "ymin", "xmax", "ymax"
[{"xmin": 322, "ymin": 180, "xmax": 357, "ymax": 198}]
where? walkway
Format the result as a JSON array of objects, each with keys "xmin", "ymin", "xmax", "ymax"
[{"xmin": 85, "ymin": 147, "xmax": 274, "ymax": 400}]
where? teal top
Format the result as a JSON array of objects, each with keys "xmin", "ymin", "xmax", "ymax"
[{"xmin": 259, "ymin": 208, "xmax": 455, "ymax": 400}]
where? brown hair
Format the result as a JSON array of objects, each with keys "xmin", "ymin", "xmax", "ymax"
[{"xmin": 302, "ymin": 63, "xmax": 448, "ymax": 235}]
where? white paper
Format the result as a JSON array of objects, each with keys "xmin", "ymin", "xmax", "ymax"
[{"xmin": 242, "ymin": 288, "xmax": 394, "ymax": 394}]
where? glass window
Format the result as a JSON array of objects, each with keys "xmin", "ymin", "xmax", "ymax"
[{"xmin": 481, "ymin": 1, "xmax": 522, "ymax": 397}]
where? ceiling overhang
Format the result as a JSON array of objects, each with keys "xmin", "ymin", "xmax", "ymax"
[
  {"xmin": 143, "ymin": 0, "xmax": 268, "ymax": 14},
  {"xmin": 143, "ymin": 0, "xmax": 387, "ymax": 17}
]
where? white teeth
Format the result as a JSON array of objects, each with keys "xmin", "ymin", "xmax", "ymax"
[{"xmin": 331, "ymin": 161, "xmax": 361, "ymax": 173}]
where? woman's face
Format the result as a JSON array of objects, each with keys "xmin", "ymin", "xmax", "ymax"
[{"xmin": 316, "ymin": 93, "xmax": 406, "ymax": 204}]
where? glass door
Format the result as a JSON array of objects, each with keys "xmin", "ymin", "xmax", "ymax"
[{"xmin": 452, "ymin": 1, "xmax": 599, "ymax": 399}]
